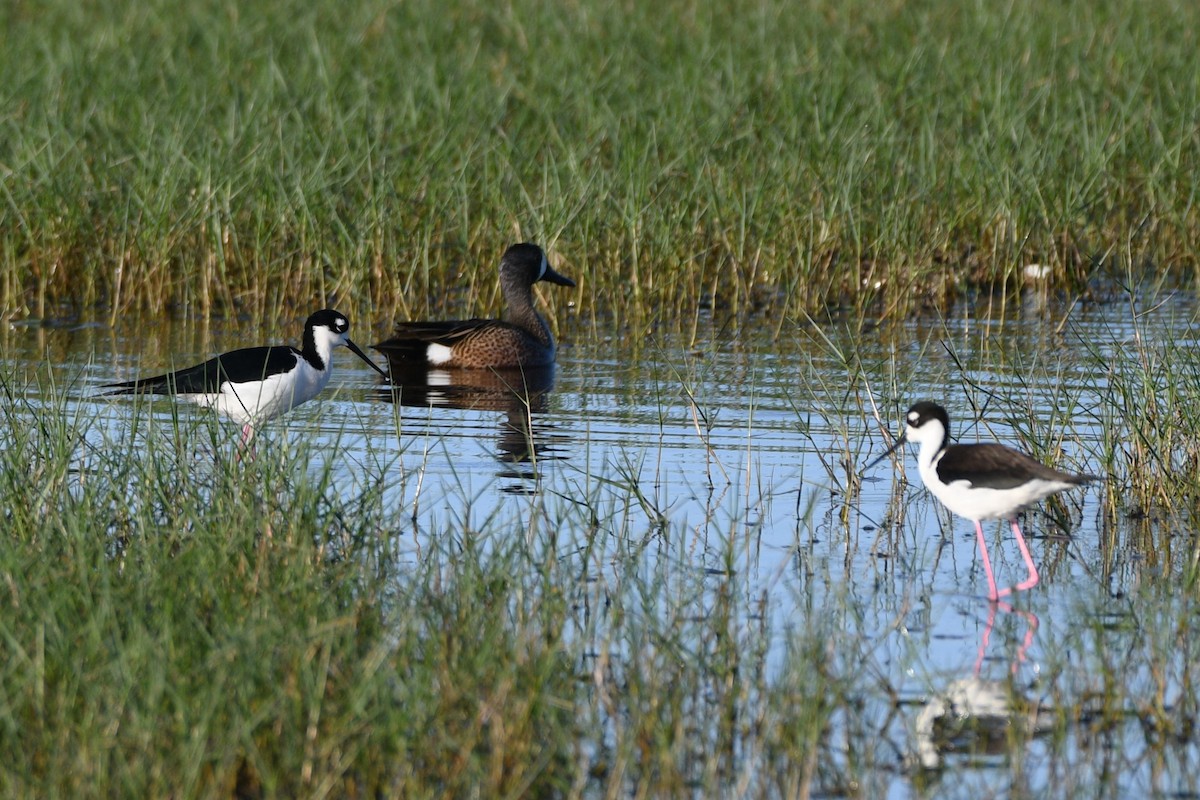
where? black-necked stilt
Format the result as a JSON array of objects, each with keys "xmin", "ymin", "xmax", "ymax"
[
  {"xmin": 374, "ymin": 243, "xmax": 575, "ymax": 369},
  {"xmin": 103, "ymin": 309, "xmax": 388, "ymax": 443},
  {"xmin": 866, "ymin": 401, "xmax": 1100, "ymax": 601}
]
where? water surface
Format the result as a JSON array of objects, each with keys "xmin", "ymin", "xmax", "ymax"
[{"xmin": 4, "ymin": 294, "xmax": 1198, "ymax": 798}]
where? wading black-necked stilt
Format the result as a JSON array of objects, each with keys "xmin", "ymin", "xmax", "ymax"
[
  {"xmin": 374, "ymin": 243, "xmax": 575, "ymax": 369},
  {"xmin": 866, "ymin": 401, "xmax": 1100, "ymax": 602},
  {"xmin": 103, "ymin": 309, "xmax": 388, "ymax": 444}
]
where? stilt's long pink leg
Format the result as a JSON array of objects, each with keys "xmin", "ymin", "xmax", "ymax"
[
  {"xmin": 976, "ymin": 519, "xmax": 1040, "ymax": 601},
  {"xmin": 237, "ymin": 424, "xmax": 257, "ymax": 463},
  {"xmin": 1004, "ymin": 519, "xmax": 1040, "ymax": 594},
  {"xmin": 974, "ymin": 521, "xmax": 1001, "ymax": 602}
]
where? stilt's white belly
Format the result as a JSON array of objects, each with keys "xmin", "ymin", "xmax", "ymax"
[
  {"xmin": 921, "ymin": 467, "xmax": 1075, "ymax": 522},
  {"xmin": 183, "ymin": 364, "xmax": 330, "ymax": 427}
]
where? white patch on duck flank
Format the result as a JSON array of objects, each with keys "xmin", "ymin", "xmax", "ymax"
[{"xmin": 426, "ymin": 343, "xmax": 455, "ymax": 366}]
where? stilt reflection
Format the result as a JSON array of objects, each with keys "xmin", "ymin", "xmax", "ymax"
[{"xmin": 974, "ymin": 599, "xmax": 1039, "ymax": 676}]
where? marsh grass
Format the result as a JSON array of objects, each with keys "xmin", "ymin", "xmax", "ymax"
[
  {"xmin": 0, "ymin": 367, "xmax": 879, "ymax": 797},
  {"xmin": 1029, "ymin": 583, "xmax": 1200, "ymax": 796},
  {"xmin": 3, "ymin": 0, "xmax": 1200, "ymax": 329},
  {"xmin": 1070, "ymin": 284, "xmax": 1200, "ymax": 522}
]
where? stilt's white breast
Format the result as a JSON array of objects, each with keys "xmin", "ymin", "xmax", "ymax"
[{"xmin": 919, "ymin": 447, "xmax": 1077, "ymax": 522}]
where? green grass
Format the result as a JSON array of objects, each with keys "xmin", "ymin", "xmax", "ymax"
[
  {"xmin": 3, "ymin": 0, "xmax": 1200, "ymax": 328},
  {"xmin": 0, "ymin": 370, "xmax": 850, "ymax": 797},
  {"xmin": 5, "ymin": 0, "xmax": 1200, "ymax": 795}
]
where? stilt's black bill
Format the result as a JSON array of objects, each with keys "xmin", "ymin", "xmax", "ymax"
[
  {"xmin": 863, "ymin": 433, "xmax": 907, "ymax": 473},
  {"xmin": 347, "ymin": 338, "xmax": 389, "ymax": 379}
]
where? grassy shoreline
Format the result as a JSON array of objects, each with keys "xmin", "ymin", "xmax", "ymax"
[
  {"xmin": 0, "ymin": 381, "xmax": 836, "ymax": 796},
  {"xmin": 3, "ymin": 0, "xmax": 1200, "ymax": 326}
]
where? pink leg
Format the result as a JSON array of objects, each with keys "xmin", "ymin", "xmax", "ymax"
[
  {"xmin": 1005, "ymin": 518, "xmax": 1040, "ymax": 594},
  {"xmin": 237, "ymin": 424, "xmax": 257, "ymax": 462},
  {"xmin": 974, "ymin": 520, "xmax": 1001, "ymax": 602},
  {"xmin": 977, "ymin": 518, "xmax": 1040, "ymax": 601}
]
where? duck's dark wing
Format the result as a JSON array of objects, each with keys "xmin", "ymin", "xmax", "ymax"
[
  {"xmin": 373, "ymin": 319, "xmax": 508, "ymax": 355},
  {"xmin": 104, "ymin": 346, "xmax": 300, "ymax": 395}
]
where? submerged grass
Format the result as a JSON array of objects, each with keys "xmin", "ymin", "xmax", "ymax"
[{"xmin": 3, "ymin": 0, "xmax": 1200, "ymax": 328}]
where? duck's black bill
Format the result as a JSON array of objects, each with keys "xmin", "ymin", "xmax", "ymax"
[{"xmin": 542, "ymin": 266, "xmax": 576, "ymax": 288}]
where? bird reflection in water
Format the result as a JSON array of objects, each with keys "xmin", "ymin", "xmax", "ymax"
[
  {"xmin": 378, "ymin": 362, "xmax": 565, "ymax": 493},
  {"xmin": 911, "ymin": 600, "xmax": 1045, "ymax": 774},
  {"xmin": 911, "ymin": 671, "xmax": 1053, "ymax": 773},
  {"xmin": 974, "ymin": 599, "xmax": 1039, "ymax": 676},
  {"xmin": 899, "ymin": 567, "xmax": 1045, "ymax": 773}
]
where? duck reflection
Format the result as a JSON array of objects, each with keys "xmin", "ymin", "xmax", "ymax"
[{"xmin": 378, "ymin": 361, "xmax": 565, "ymax": 490}]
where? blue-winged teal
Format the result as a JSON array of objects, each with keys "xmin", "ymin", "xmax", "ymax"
[
  {"xmin": 374, "ymin": 243, "xmax": 575, "ymax": 369},
  {"xmin": 103, "ymin": 310, "xmax": 388, "ymax": 443}
]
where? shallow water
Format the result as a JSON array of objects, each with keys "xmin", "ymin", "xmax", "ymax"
[{"xmin": 5, "ymin": 292, "xmax": 1200, "ymax": 797}]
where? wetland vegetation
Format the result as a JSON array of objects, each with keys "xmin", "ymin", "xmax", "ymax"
[
  {"xmin": 2, "ymin": 0, "xmax": 1200, "ymax": 797},
  {"xmin": 3, "ymin": 0, "xmax": 1200, "ymax": 324}
]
